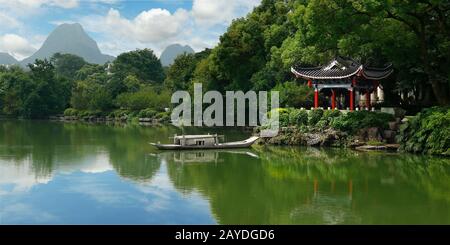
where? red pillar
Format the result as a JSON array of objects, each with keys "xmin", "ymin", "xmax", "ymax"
[
  {"xmin": 307, "ymin": 80, "xmax": 312, "ymax": 88},
  {"xmin": 349, "ymin": 88, "xmax": 354, "ymax": 111},
  {"xmin": 331, "ymin": 89, "xmax": 336, "ymax": 109},
  {"xmin": 366, "ymin": 91, "xmax": 371, "ymax": 109},
  {"xmin": 314, "ymin": 88, "xmax": 319, "ymax": 108}
]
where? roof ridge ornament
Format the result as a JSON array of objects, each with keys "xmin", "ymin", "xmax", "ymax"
[{"xmin": 324, "ymin": 60, "xmax": 339, "ymax": 70}]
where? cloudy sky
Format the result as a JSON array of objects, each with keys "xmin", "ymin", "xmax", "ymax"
[{"xmin": 0, "ymin": 0, "xmax": 261, "ymax": 60}]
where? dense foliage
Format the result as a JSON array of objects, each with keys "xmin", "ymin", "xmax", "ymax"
[
  {"xmin": 0, "ymin": 60, "xmax": 71, "ymax": 118},
  {"xmin": 398, "ymin": 107, "xmax": 450, "ymax": 155},
  {"xmin": 166, "ymin": 0, "xmax": 449, "ymax": 106},
  {"xmin": 0, "ymin": 49, "xmax": 168, "ymax": 119},
  {"xmin": 110, "ymin": 49, "xmax": 165, "ymax": 84},
  {"xmin": 331, "ymin": 110, "xmax": 395, "ymax": 133},
  {"xmin": 277, "ymin": 108, "xmax": 394, "ymax": 134}
]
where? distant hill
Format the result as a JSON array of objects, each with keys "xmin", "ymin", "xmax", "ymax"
[
  {"xmin": 21, "ymin": 23, "xmax": 114, "ymax": 66},
  {"xmin": 160, "ymin": 44, "xmax": 195, "ymax": 66},
  {"xmin": 0, "ymin": 52, "xmax": 18, "ymax": 65}
]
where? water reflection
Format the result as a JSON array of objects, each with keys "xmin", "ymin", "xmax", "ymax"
[
  {"xmin": 165, "ymin": 146, "xmax": 450, "ymax": 224},
  {"xmin": 157, "ymin": 150, "xmax": 258, "ymax": 164},
  {"xmin": 0, "ymin": 120, "xmax": 449, "ymax": 224}
]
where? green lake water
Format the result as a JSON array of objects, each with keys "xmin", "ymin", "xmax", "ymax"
[{"xmin": 0, "ymin": 120, "xmax": 449, "ymax": 224}]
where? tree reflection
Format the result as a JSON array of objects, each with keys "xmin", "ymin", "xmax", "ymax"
[{"xmin": 166, "ymin": 146, "xmax": 450, "ymax": 224}]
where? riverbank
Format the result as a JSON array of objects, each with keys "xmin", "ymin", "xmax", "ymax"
[
  {"xmin": 257, "ymin": 107, "xmax": 449, "ymax": 156},
  {"xmin": 48, "ymin": 108, "xmax": 172, "ymax": 125},
  {"xmin": 256, "ymin": 108, "xmax": 402, "ymax": 151},
  {"xmin": 257, "ymin": 125, "xmax": 400, "ymax": 152}
]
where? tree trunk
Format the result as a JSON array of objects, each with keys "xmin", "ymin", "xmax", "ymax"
[
  {"xmin": 430, "ymin": 80, "xmax": 450, "ymax": 105},
  {"xmin": 421, "ymin": 84, "xmax": 433, "ymax": 106}
]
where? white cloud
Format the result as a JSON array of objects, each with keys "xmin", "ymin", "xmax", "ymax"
[
  {"xmin": 134, "ymin": 8, "xmax": 190, "ymax": 43},
  {"xmin": 0, "ymin": 0, "xmax": 81, "ymax": 36},
  {"xmin": 57, "ymin": 152, "xmax": 114, "ymax": 174},
  {"xmin": 0, "ymin": 34, "xmax": 37, "ymax": 60},
  {"xmin": 46, "ymin": 0, "xmax": 79, "ymax": 9},
  {"xmin": 0, "ymin": 159, "xmax": 51, "ymax": 194},
  {"xmin": 81, "ymin": 8, "xmax": 190, "ymax": 44},
  {"xmin": 78, "ymin": 0, "xmax": 260, "ymax": 56},
  {"xmin": 0, "ymin": 203, "xmax": 59, "ymax": 223},
  {"xmin": 0, "ymin": 12, "xmax": 22, "ymax": 29},
  {"xmin": 192, "ymin": 0, "xmax": 260, "ymax": 27},
  {"xmin": 0, "ymin": 1, "xmax": 261, "ymax": 58},
  {"xmin": 0, "ymin": 0, "xmax": 78, "ymax": 14}
]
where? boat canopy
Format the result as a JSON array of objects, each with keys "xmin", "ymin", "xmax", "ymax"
[{"xmin": 172, "ymin": 134, "xmax": 221, "ymax": 140}]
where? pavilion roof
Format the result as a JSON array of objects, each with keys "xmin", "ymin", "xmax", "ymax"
[{"xmin": 291, "ymin": 57, "xmax": 393, "ymax": 80}]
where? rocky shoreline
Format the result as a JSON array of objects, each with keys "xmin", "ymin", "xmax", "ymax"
[
  {"xmin": 257, "ymin": 125, "xmax": 401, "ymax": 151},
  {"xmin": 256, "ymin": 109, "xmax": 406, "ymax": 152}
]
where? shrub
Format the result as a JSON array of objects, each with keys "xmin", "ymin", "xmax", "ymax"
[
  {"xmin": 138, "ymin": 108, "xmax": 157, "ymax": 118},
  {"xmin": 331, "ymin": 111, "xmax": 394, "ymax": 133},
  {"xmin": 64, "ymin": 108, "xmax": 78, "ymax": 117},
  {"xmin": 272, "ymin": 108, "xmax": 291, "ymax": 127},
  {"xmin": 115, "ymin": 86, "xmax": 171, "ymax": 112},
  {"xmin": 397, "ymin": 107, "xmax": 450, "ymax": 155},
  {"xmin": 308, "ymin": 109, "xmax": 324, "ymax": 126},
  {"xmin": 289, "ymin": 109, "xmax": 308, "ymax": 126},
  {"xmin": 317, "ymin": 109, "xmax": 342, "ymax": 127},
  {"xmin": 109, "ymin": 109, "xmax": 129, "ymax": 118},
  {"xmin": 77, "ymin": 110, "xmax": 103, "ymax": 117},
  {"xmin": 156, "ymin": 111, "xmax": 171, "ymax": 122}
]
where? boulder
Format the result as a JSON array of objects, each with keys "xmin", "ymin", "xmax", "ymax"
[
  {"xmin": 367, "ymin": 127, "xmax": 382, "ymax": 141},
  {"xmin": 349, "ymin": 140, "xmax": 365, "ymax": 148},
  {"xmin": 305, "ymin": 133, "xmax": 322, "ymax": 146},
  {"xmin": 356, "ymin": 145, "xmax": 387, "ymax": 151},
  {"xmin": 388, "ymin": 121, "xmax": 399, "ymax": 131},
  {"xmin": 357, "ymin": 128, "xmax": 368, "ymax": 140},
  {"xmin": 305, "ymin": 129, "xmax": 341, "ymax": 146},
  {"xmin": 139, "ymin": 118, "xmax": 152, "ymax": 122},
  {"xmin": 383, "ymin": 130, "xmax": 397, "ymax": 143}
]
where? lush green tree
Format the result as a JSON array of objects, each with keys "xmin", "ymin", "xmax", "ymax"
[
  {"xmin": 90, "ymin": 85, "xmax": 113, "ymax": 111},
  {"xmin": 111, "ymin": 49, "xmax": 165, "ymax": 83},
  {"xmin": 282, "ymin": 0, "xmax": 450, "ymax": 105},
  {"xmin": 124, "ymin": 75, "xmax": 141, "ymax": 93},
  {"xmin": 70, "ymin": 80, "xmax": 90, "ymax": 110},
  {"xmin": 25, "ymin": 59, "xmax": 70, "ymax": 118},
  {"xmin": 196, "ymin": 0, "xmax": 297, "ymax": 92},
  {"xmin": 0, "ymin": 62, "xmax": 71, "ymax": 118},
  {"xmin": 115, "ymin": 86, "xmax": 171, "ymax": 111},
  {"xmin": 272, "ymin": 81, "xmax": 315, "ymax": 108},
  {"xmin": 74, "ymin": 63, "xmax": 108, "ymax": 83},
  {"xmin": 191, "ymin": 56, "xmax": 219, "ymax": 92},
  {"xmin": 51, "ymin": 53, "xmax": 87, "ymax": 80},
  {"xmin": 0, "ymin": 66, "xmax": 33, "ymax": 116},
  {"xmin": 164, "ymin": 53, "xmax": 197, "ymax": 91},
  {"xmin": 70, "ymin": 79, "xmax": 112, "ymax": 111}
]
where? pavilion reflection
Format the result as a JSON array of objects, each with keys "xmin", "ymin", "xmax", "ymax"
[{"xmin": 165, "ymin": 146, "xmax": 450, "ymax": 224}]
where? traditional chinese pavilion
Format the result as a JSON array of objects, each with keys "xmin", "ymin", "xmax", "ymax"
[{"xmin": 291, "ymin": 57, "xmax": 393, "ymax": 110}]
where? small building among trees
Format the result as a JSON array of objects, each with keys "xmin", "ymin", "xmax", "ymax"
[{"xmin": 291, "ymin": 57, "xmax": 394, "ymax": 110}]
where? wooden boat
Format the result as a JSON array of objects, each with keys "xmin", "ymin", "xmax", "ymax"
[{"xmin": 150, "ymin": 134, "xmax": 259, "ymax": 150}]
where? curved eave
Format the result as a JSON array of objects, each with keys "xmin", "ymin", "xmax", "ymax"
[
  {"xmin": 361, "ymin": 69, "xmax": 394, "ymax": 80},
  {"xmin": 365, "ymin": 63, "xmax": 393, "ymax": 71},
  {"xmin": 291, "ymin": 66, "xmax": 363, "ymax": 80}
]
